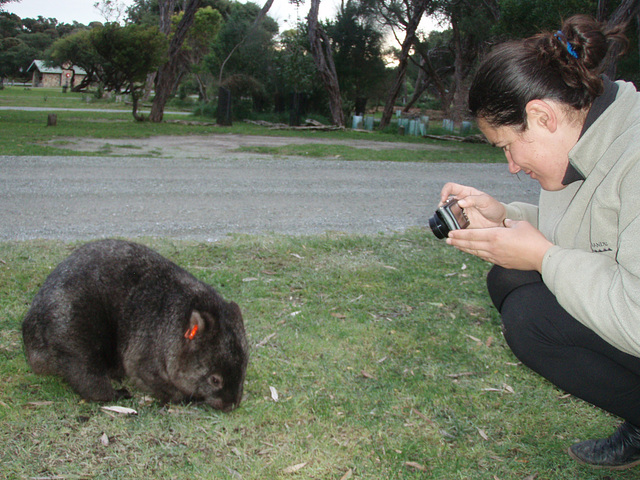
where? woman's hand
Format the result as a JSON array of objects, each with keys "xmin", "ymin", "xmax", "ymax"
[
  {"xmin": 446, "ymin": 219, "xmax": 553, "ymax": 272},
  {"xmin": 439, "ymin": 182, "xmax": 507, "ymax": 229}
]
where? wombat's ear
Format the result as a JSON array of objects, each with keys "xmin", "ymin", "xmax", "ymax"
[
  {"xmin": 229, "ymin": 301, "xmax": 244, "ymax": 325},
  {"xmin": 184, "ymin": 310, "xmax": 217, "ymax": 340}
]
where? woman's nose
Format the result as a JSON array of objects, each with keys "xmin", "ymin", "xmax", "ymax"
[{"xmin": 506, "ymin": 153, "xmax": 521, "ymax": 174}]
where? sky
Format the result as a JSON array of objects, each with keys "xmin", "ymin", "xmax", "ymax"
[
  {"xmin": 4, "ymin": 0, "xmax": 446, "ymax": 32},
  {"xmin": 5, "ymin": 0, "xmax": 346, "ymax": 29}
]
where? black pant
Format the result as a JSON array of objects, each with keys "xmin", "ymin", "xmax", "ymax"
[{"xmin": 487, "ymin": 265, "xmax": 640, "ymax": 426}]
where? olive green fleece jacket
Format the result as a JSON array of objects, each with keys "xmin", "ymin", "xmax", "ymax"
[{"xmin": 504, "ymin": 80, "xmax": 640, "ymax": 357}]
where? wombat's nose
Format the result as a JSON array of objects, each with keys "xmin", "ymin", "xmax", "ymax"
[{"xmin": 207, "ymin": 397, "xmax": 237, "ymax": 412}]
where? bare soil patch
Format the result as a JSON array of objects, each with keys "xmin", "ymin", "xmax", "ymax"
[{"xmin": 48, "ymin": 134, "xmax": 452, "ymax": 159}]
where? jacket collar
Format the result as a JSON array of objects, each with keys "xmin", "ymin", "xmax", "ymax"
[{"xmin": 562, "ymin": 76, "xmax": 619, "ymax": 185}]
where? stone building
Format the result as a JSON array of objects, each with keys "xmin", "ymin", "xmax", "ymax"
[{"xmin": 27, "ymin": 60, "xmax": 87, "ymax": 88}]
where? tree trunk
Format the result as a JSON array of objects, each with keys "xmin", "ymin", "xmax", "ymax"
[
  {"xmin": 149, "ymin": 0, "xmax": 201, "ymax": 123},
  {"xmin": 379, "ymin": 0, "xmax": 430, "ymax": 129},
  {"xmin": 131, "ymin": 88, "xmax": 146, "ymax": 122},
  {"xmin": 308, "ymin": 0, "xmax": 344, "ymax": 127},
  {"xmin": 450, "ymin": 16, "xmax": 469, "ymax": 124},
  {"xmin": 411, "ymin": 40, "xmax": 452, "ymax": 116},
  {"xmin": 194, "ymin": 72, "xmax": 208, "ymax": 102},
  {"xmin": 141, "ymin": 72, "xmax": 156, "ymax": 102}
]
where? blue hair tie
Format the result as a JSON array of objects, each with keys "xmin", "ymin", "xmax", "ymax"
[{"xmin": 554, "ymin": 30, "xmax": 579, "ymax": 59}]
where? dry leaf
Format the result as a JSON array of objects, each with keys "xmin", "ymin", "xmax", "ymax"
[
  {"xmin": 290, "ymin": 253, "xmax": 304, "ymax": 259},
  {"xmin": 411, "ymin": 408, "xmax": 434, "ymax": 424},
  {"xmin": 340, "ymin": 469, "xmax": 353, "ymax": 480},
  {"xmin": 503, "ymin": 383, "xmax": 515, "ymax": 394},
  {"xmin": 477, "ymin": 427, "xmax": 489, "ymax": 441},
  {"xmin": 256, "ymin": 332, "xmax": 277, "ymax": 348},
  {"xmin": 242, "ymin": 277, "xmax": 258, "ymax": 282},
  {"xmin": 405, "ymin": 461, "xmax": 428, "ymax": 471},
  {"xmin": 283, "ymin": 462, "xmax": 307, "ymax": 474},
  {"xmin": 137, "ymin": 395, "xmax": 155, "ymax": 406},
  {"xmin": 361, "ymin": 370, "xmax": 376, "ymax": 380},
  {"xmin": 101, "ymin": 406, "xmax": 138, "ymax": 415},
  {"xmin": 331, "ymin": 313, "xmax": 347, "ymax": 319},
  {"xmin": 446, "ymin": 372, "xmax": 476, "ymax": 379},
  {"xmin": 27, "ymin": 401, "xmax": 54, "ymax": 407},
  {"xmin": 100, "ymin": 432, "xmax": 110, "ymax": 446},
  {"xmin": 269, "ymin": 386, "xmax": 279, "ymax": 402}
]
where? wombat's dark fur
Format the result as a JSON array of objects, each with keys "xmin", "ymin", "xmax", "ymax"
[{"xmin": 22, "ymin": 239, "xmax": 248, "ymax": 411}]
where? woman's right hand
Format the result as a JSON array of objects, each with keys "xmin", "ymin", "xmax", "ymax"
[{"xmin": 439, "ymin": 182, "xmax": 507, "ymax": 229}]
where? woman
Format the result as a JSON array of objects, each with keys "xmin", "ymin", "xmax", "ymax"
[{"xmin": 442, "ymin": 15, "xmax": 640, "ymax": 469}]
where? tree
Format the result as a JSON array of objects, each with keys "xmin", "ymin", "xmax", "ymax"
[
  {"xmin": 149, "ymin": 0, "xmax": 201, "ymax": 122},
  {"xmin": 50, "ymin": 23, "xmax": 167, "ymax": 120},
  {"xmin": 273, "ymin": 26, "xmax": 317, "ymax": 94},
  {"xmin": 436, "ymin": 0, "xmax": 497, "ymax": 122},
  {"xmin": 94, "ymin": 0, "xmax": 128, "ymax": 23},
  {"xmin": 202, "ymin": 0, "xmax": 278, "ymax": 122},
  {"xmin": 0, "ymin": 13, "xmax": 76, "ymax": 84},
  {"xmin": 0, "ymin": 0, "xmax": 19, "ymax": 10},
  {"xmin": 405, "ymin": 29, "xmax": 453, "ymax": 113},
  {"xmin": 172, "ymin": 6, "xmax": 223, "ymax": 101},
  {"xmin": 368, "ymin": 0, "xmax": 434, "ymax": 129},
  {"xmin": 46, "ymin": 28, "xmax": 99, "ymax": 91},
  {"xmin": 326, "ymin": 0, "xmax": 388, "ymax": 113},
  {"xmin": 308, "ymin": 0, "xmax": 344, "ymax": 126},
  {"xmin": 215, "ymin": 0, "xmax": 276, "ymax": 84}
]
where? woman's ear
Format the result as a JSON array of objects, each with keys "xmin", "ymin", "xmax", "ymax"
[{"xmin": 525, "ymin": 99, "xmax": 558, "ymax": 133}]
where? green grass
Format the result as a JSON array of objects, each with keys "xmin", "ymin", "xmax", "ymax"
[
  {"xmin": 238, "ymin": 142, "xmax": 503, "ymax": 163},
  {"xmin": 0, "ymin": 232, "xmax": 631, "ymax": 479}
]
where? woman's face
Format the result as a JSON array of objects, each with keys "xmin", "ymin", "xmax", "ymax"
[{"xmin": 477, "ymin": 115, "xmax": 574, "ymax": 191}]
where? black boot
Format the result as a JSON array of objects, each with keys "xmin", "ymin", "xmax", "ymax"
[{"xmin": 568, "ymin": 422, "xmax": 640, "ymax": 469}]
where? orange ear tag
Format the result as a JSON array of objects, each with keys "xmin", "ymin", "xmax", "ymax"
[{"xmin": 184, "ymin": 324, "xmax": 199, "ymax": 340}]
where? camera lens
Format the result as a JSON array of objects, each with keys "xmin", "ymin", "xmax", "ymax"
[{"xmin": 429, "ymin": 211, "xmax": 450, "ymax": 239}]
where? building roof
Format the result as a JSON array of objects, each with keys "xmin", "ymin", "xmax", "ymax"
[{"xmin": 27, "ymin": 60, "xmax": 87, "ymax": 75}]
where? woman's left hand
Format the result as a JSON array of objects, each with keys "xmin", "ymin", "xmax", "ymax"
[{"xmin": 446, "ymin": 219, "xmax": 553, "ymax": 272}]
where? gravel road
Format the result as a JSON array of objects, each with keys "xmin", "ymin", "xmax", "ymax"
[{"xmin": 0, "ymin": 134, "xmax": 540, "ymax": 241}]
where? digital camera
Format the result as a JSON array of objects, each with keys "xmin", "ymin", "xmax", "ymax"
[{"xmin": 429, "ymin": 197, "xmax": 470, "ymax": 239}]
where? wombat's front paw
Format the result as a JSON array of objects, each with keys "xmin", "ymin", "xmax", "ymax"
[{"xmin": 115, "ymin": 388, "xmax": 132, "ymax": 400}]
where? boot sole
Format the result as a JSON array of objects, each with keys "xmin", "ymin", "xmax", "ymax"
[{"xmin": 567, "ymin": 447, "xmax": 640, "ymax": 470}]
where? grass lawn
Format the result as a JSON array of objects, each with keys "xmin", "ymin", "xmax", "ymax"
[
  {"xmin": 0, "ymin": 232, "xmax": 630, "ymax": 479},
  {"xmin": 0, "ymin": 86, "xmax": 627, "ymax": 479},
  {"xmin": 0, "ymin": 86, "xmax": 505, "ymax": 162}
]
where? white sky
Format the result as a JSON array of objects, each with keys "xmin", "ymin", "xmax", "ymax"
[
  {"xmin": 4, "ymin": 0, "xmax": 446, "ymax": 32},
  {"xmin": 5, "ymin": 0, "xmax": 342, "ymax": 28}
]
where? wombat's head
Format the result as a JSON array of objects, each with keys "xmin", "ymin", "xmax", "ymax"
[{"xmin": 168, "ymin": 300, "xmax": 249, "ymax": 411}]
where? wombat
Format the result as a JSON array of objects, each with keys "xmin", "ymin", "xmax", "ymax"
[{"xmin": 22, "ymin": 239, "xmax": 248, "ymax": 411}]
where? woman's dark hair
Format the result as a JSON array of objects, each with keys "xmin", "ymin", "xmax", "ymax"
[{"xmin": 469, "ymin": 15, "xmax": 628, "ymax": 128}]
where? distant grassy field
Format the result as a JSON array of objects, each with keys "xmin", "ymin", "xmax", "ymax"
[
  {"xmin": 0, "ymin": 232, "xmax": 629, "ymax": 479},
  {"xmin": 0, "ymin": 86, "xmax": 505, "ymax": 162}
]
